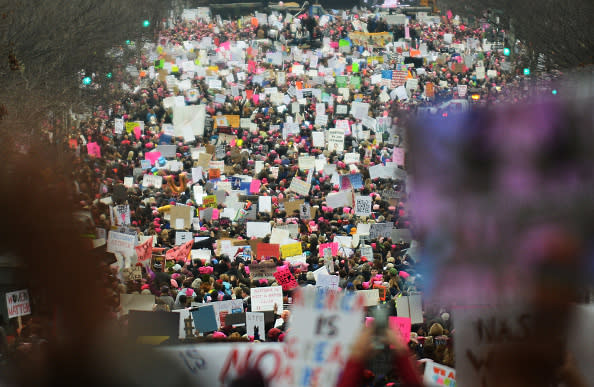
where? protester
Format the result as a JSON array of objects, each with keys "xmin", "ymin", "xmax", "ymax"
[{"xmin": 5, "ymin": 3, "xmax": 580, "ymax": 387}]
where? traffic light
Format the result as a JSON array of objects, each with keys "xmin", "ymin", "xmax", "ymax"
[
  {"xmin": 126, "ymin": 40, "xmax": 131, "ymax": 45},
  {"xmin": 143, "ymin": 19, "xmax": 150, "ymax": 28},
  {"xmin": 552, "ymin": 89, "xmax": 558, "ymax": 95},
  {"xmin": 106, "ymin": 72, "xmax": 113, "ymax": 79},
  {"xmin": 82, "ymin": 76, "xmax": 92, "ymax": 85},
  {"xmin": 503, "ymin": 47, "xmax": 510, "ymax": 56},
  {"xmin": 523, "ymin": 68, "xmax": 530, "ymax": 76}
]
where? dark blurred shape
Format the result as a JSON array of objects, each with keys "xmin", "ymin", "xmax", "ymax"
[
  {"xmin": 229, "ymin": 367, "xmax": 269, "ymax": 387},
  {"xmin": 0, "ymin": 143, "xmax": 195, "ymax": 386},
  {"xmin": 407, "ymin": 87, "xmax": 593, "ymax": 386}
]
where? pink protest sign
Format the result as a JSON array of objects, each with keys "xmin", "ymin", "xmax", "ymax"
[
  {"xmin": 318, "ymin": 242, "xmax": 339, "ymax": 257},
  {"xmin": 250, "ymin": 179, "xmax": 261, "ymax": 194},
  {"xmin": 389, "ymin": 316, "xmax": 412, "ymax": 344},
  {"xmin": 87, "ymin": 142, "xmax": 102, "ymax": 158},
  {"xmin": 145, "ymin": 151, "xmax": 162, "ymax": 166},
  {"xmin": 393, "ymin": 147, "xmax": 405, "ymax": 166},
  {"xmin": 273, "ymin": 265, "xmax": 298, "ymax": 291},
  {"xmin": 212, "ymin": 208, "xmax": 220, "ymax": 220},
  {"xmin": 134, "ymin": 126, "xmax": 141, "ymax": 140}
]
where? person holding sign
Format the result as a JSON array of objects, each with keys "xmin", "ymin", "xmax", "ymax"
[{"xmin": 336, "ymin": 325, "xmax": 423, "ymax": 387}]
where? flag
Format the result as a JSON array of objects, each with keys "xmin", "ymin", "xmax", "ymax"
[
  {"xmin": 391, "ymin": 70, "xmax": 408, "ymax": 88},
  {"xmin": 135, "ymin": 236, "xmax": 153, "ymax": 261},
  {"xmin": 165, "ymin": 240, "xmax": 193, "ymax": 262}
]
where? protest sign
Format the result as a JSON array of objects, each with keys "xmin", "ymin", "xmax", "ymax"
[
  {"xmin": 389, "ymin": 316, "xmax": 412, "ymax": 344},
  {"xmin": 318, "ymin": 242, "xmax": 338, "ymax": 257},
  {"xmin": 5, "ymin": 289, "xmax": 31, "ymax": 319},
  {"xmin": 256, "ymin": 243, "xmax": 280, "ymax": 260},
  {"xmin": 175, "ymin": 231, "xmax": 193, "ymax": 246},
  {"xmin": 192, "ymin": 304, "xmax": 218, "ymax": 333},
  {"xmin": 396, "ymin": 294, "xmax": 423, "ymax": 324},
  {"xmin": 249, "ymin": 261, "xmax": 277, "ymax": 280},
  {"xmin": 327, "ymin": 129, "xmax": 345, "ymax": 153},
  {"xmin": 251, "ymin": 286, "xmax": 283, "ymax": 312},
  {"xmin": 288, "ymin": 178, "xmax": 311, "ymax": 196},
  {"xmin": 287, "ymin": 288, "xmax": 365, "ymax": 387},
  {"xmin": 280, "ymin": 242, "xmax": 302, "ymax": 258},
  {"xmin": 159, "ymin": 343, "xmax": 290, "ymax": 387},
  {"xmin": 246, "ymin": 222, "xmax": 272, "ymax": 238},
  {"xmin": 369, "ymin": 223, "xmax": 394, "ymax": 239},
  {"xmin": 165, "ymin": 240, "xmax": 193, "ymax": 262},
  {"xmin": 170, "ymin": 204, "xmax": 193, "ymax": 229},
  {"xmin": 315, "ymin": 274, "xmax": 339, "ymax": 290},
  {"xmin": 355, "ymin": 196, "xmax": 373, "ymax": 216},
  {"xmin": 107, "ymin": 231, "xmax": 136, "ymax": 257},
  {"xmin": 273, "ymin": 265, "xmax": 298, "ymax": 291},
  {"xmin": 357, "ymin": 289, "xmax": 380, "ymax": 306},
  {"xmin": 246, "ymin": 312, "xmax": 266, "ymax": 340},
  {"xmin": 423, "ymin": 359, "xmax": 457, "ymax": 387}
]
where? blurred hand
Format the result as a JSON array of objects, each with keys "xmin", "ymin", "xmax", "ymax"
[
  {"xmin": 349, "ymin": 326, "xmax": 374, "ymax": 362},
  {"xmin": 385, "ymin": 328, "xmax": 408, "ymax": 355}
]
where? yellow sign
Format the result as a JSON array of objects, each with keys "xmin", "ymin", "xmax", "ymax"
[
  {"xmin": 125, "ymin": 122, "xmax": 138, "ymax": 133},
  {"xmin": 349, "ymin": 32, "xmax": 393, "ymax": 47},
  {"xmin": 214, "ymin": 115, "xmax": 240, "ymax": 128},
  {"xmin": 202, "ymin": 195, "xmax": 217, "ymax": 208},
  {"xmin": 281, "ymin": 242, "xmax": 303, "ymax": 258}
]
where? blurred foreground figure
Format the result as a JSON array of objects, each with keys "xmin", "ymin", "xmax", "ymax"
[
  {"xmin": 0, "ymin": 145, "xmax": 193, "ymax": 386},
  {"xmin": 407, "ymin": 90, "xmax": 593, "ymax": 387}
]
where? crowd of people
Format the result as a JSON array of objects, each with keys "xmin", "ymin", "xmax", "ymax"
[{"xmin": 4, "ymin": 4, "xmax": 563, "ymax": 386}]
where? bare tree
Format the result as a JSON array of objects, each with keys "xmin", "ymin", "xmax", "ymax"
[
  {"xmin": 437, "ymin": 0, "xmax": 594, "ymax": 70},
  {"xmin": 0, "ymin": 0, "xmax": 171, "ymax": 146}
]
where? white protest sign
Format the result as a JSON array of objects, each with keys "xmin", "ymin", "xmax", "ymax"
[
  {"xmin": 258, "ymin": 195, "xmax": 272, "ymax": 213},
  {"xmin": 423, "ymin": 359, "xmax": 457, "ymax": 387},
  {"xmin": 246, "ymin": 222, "xmax": 272, "ymax": 238},
  {"xmin": 107, "ymin": 231, "xmax": 136, "ymax": 257},
  {"xmin": 5, "ymin": 289, "xmax": 31, "ymax": 319},
  {"xmin": 158, "ymin": 343, "xmax": 290, "ymax": 387},
  {"xmin": 251, "ymin": 286, "xmax": 283, "ymax": 312},
  {"xmin": 327, "ymin": 129, "xmax": 345, "ymax": 153},
  {"xmin": 246, "ymin": 312, "xmax": 266, "ymax": 339},
  {"xmin": 287, "ymin": 288, "xmax": 365, "ymax": 387},
  {"xmin": 315, "ymin": 274, "xmax": 339, "ymax": 290},
  {"xmin": 358, "ymin": 289, "xmax": 380, "ymax": 306},
  {"xmin": 289, "ymin": 178, "xmax": 311, "ymax": 196},
  {"xmin": 355, "ymin": 196, "xmax": 373, "ymax": 216},
  {"xmin": 312, "ymin": 131, "xmax": 325, "ymax": 148}
]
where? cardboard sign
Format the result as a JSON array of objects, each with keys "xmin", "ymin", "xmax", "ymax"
[
  {"xmin": 5, "ymin": 289, "xmax": 31, "ymax": 319},
  {"xmin": 170, "ymin": 204, "xmax": 193, "ymax": 230},
  {"xmin": 251, "ymin": 286, "xmax": 283, "ymax": 312},
  {"xmin": 286, "ymin": 288, "xmax": 366, "ymax": 387}
]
